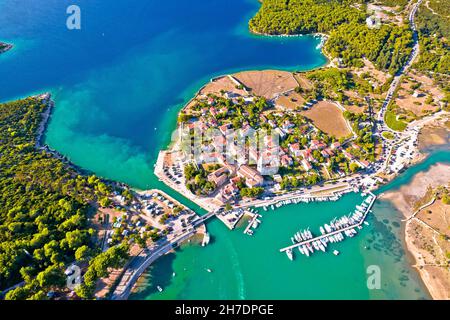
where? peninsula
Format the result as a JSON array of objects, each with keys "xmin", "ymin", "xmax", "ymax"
[
  {"xmin": 0, "ymin": 0, "xmax": 448, "ymax": 301},
  {"xmin": 154, "ymin": 0, "xmax": 449, "ymax": 298}
]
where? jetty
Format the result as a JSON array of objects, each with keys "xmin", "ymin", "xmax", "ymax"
[
  {"xmin": 280, "ymin": 192, "xmax": 377, "ymax": 256},
  {"xmin": 244, "ymin": 211, "xmax": 262, "ymax": 236}
]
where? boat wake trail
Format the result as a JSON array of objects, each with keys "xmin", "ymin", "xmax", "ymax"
[{"xmin": 225, "ymin": 237, "xmax": 246, "ymax": 300}]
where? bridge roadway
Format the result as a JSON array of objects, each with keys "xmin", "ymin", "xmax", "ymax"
[{"xmin": 111, "ymin": 210, "xmax": 217, "ymax": 300}]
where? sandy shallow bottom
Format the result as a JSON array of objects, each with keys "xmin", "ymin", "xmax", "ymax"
[{"xmin": 382, "ymin": 163, "xmax": 450, "ymax": 300}]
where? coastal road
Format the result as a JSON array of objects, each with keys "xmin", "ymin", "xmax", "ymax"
[
  {"xmin": 375, "ymin": 0, "xmax": 423, "ymax": 175},
  {"xmin": 377, "ymin": 0, "xmax": 423, "ymax": 128},
  {"xmin": 111, "ymin": 211, "xmax": 217, "ymax": 300}
]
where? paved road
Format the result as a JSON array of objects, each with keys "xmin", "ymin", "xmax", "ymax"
[
  {"xmin": 374, "ymin": 0, "xmax": 424, "ymax": 175},
  {"xmin": 377, "ymin": 0, "xmax": 423, "ymax": 129},
  {"xmin": 110, "ymin": 211, "xmax": 217, "ymax": 300}
]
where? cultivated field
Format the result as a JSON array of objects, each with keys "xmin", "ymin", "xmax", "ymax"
[
  {"xmin": 233, "ymin": 70, "xmax": 298, "ymax": 99},
  {"xmin": 200, "ymin": 76, "xmax": 248, "ymax": 97},
  {"xmin": 301, "ymin": 101, "xmax": 352, "ymax": 138},
  {"xmin": 274, "ymin": 91, "xmax": 306, "ymax": 110}
]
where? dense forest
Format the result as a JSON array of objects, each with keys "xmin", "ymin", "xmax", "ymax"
[
  {"xmin": 249, "ymin": 0, "xmax": 414, "ymax": 74},
  {"xmin": 414, "ymin": 0, "xmax": 450, "ymax": 75},
  {"xmin": 0, "ymin": 96, "xmax": 126, "ymax": 299}
]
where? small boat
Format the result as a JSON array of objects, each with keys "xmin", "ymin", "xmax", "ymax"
[
  {"xmin": 202, "ymin": 232, "xmax": 210, "ymax": 247},
  {"xmin": 172, "ymin": 272, "xmax": 176, "ymax": 277},
  {"xmin": 286, "ymin": 249, "xmax": 294, "ymax": 261},
  {"xmin": 320, "ymin": 226, "xmax": 325, "ymax": 235},
  {"xmin": 303, "ymin": 245, "xmax": 310, "ymax": 257},
  {"xmin": 318, "ymin": 242, "xmax": 326, "ymax": 252},
  {"xmin": 157, "ymin": 286, "xmax": 163, "ymax": 292},
  {"xmin": 333, "ymin": 250, "xmax": 340, "ymax": 256},
  {"xmin": 312, "ymin": 241, "xmax": 319, "ymax": 251},
  {"xmin": 206, "ymin": 268, "xmax": 213, "ymax": 273}
]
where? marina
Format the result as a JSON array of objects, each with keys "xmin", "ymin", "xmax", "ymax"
[
  {"xmin": 259, "ymin": 191, "xmax": 352, "ymax": 213},
  {"xmin": 280, "ymin": 192, "xmax": 377, "ymax": 260}
]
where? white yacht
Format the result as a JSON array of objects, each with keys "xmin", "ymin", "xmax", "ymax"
[
  {"xmin": 286, "ymin": 249, "xmax": 294, "ymax": 261},
  {"xmin": 303, "ymin": 245, "xmax": 310, "ymax": 257}
]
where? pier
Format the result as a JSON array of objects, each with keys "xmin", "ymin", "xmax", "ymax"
[
  {"xmin": 279, "ymin": 192, "xmax": 377, "ymax": 254},
  {"xmin": 244, "ymin": 212, "xmax": 262, "ymax": 235}
]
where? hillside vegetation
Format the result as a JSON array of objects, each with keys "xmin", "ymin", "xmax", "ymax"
[
  {"xmin": 249, "ymin": 0, "xmax": 413, "ymax": 74},
  {"xmin": 414, "ymin": 0, "xmax": 450, "ymax": 75},
  {"xmin": 0, "ymin": 96, "xmax": 126, "ymax": 299}
]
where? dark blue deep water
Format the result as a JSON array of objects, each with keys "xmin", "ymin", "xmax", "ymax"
[{"xmin": 0, "ymin": 0, "xmax": 326, "ymax": 188}]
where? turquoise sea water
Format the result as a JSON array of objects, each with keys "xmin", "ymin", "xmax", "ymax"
[
  {"xmin": 130, "ymin": 150, "xmax": 450, "ymax": 300},
  {"xmin": 1, "ymin": 0, "xmax": 448, "ymax": 300},
  {"xmin": 0, "ymin": 0, "xmax": 325, "ymax": 189}
]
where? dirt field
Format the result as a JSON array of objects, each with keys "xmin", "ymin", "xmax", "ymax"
[
  {"xmin": 352, "ymin": 58, "xmax": 390, "ymax": 87},
  {"xmin": 233, "ymin": 70, "xmax": 298, "ymax": 99},
  {"xmin": 199, "ymin": 76, "xmax": 248, "ymax": 97},
  {"xmin": 395, "ymin": 72, "xmax": 444, "ymax": 116},
  {"xmin": 343, "ymin": 103, "xmax": 367, "ymax": 114},
  {"xmin": 416, "ymin": 199, "xmax": 450, "ymax": 237},
  {"xmin": 367, "ymin": 4, "xmax": 405, "ymax": 26},
  {"xmin": 293, "ymin": 73, "xmax": 314, "ymax": 90},
  {"xmin": 300, "ymin": 101, "xmax": 352, "ymax": 138},
  {"xmin": 274, "ymin": 91, "xmax": 306, "ymax": 110}
]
